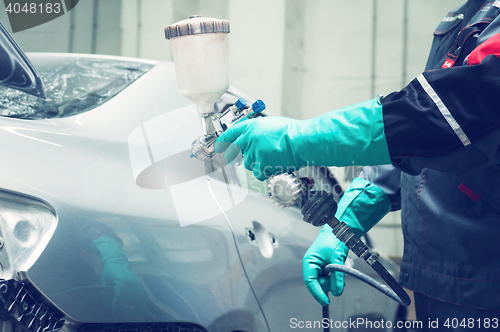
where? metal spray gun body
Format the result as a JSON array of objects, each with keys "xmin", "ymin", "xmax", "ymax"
[{"xmin": 190, "ymin": 98, "xmax": 266, "ymax": 161}]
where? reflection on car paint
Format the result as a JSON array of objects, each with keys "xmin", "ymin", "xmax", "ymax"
[{"xmin": 128, "ymin": 104, "xmax": 248, "ymax": 226}]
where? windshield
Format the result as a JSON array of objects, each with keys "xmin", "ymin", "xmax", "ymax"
[{"xmin": 0, "ymin": 55, "xmax": 154, "ymax": 119}]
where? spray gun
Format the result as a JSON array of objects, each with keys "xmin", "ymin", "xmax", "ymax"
[{"xmin": 165, "ymin": 15, "xmax": 266, "ymax": 161}]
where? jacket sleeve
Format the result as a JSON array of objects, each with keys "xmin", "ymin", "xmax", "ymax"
[
  {"xmin": 358, "ymin": 164, "xmax": 402, "ymax": 212},
  {"xmin": 381, "ymin": 53, "xmax": 500, "ymax": 175}
]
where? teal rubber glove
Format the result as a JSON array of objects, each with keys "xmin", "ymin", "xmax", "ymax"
[
  {"xmin": 92, "ymin": 236, "xmax": 149, "ymax": 319},
  {"xmin": 215, "ymin": 98, "xmax": 391, "ymax": 181},
  {"xmin": 303, "ymin": 177, "xmax": 392, "ymax": 306},
  {"xmin": 303, "ymin": 225, "xmax": 349, "ymax": 306}
]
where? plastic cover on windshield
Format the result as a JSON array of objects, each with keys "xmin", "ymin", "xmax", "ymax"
[{"xmin": 0, "ymin": 56, "xmax": 155, "ymax": 119}]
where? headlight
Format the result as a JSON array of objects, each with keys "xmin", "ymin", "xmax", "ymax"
[{"xmin": 0, "ymin": 189, "xmax": 57, "ymax": 278}]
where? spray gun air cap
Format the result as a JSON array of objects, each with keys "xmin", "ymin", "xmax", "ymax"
[{"xmin": 251, "ymin": 100, "xmax": 266, "ymax": 113}]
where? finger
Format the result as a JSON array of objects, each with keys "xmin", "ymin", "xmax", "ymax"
[
  {"xmin": 304, "ymin": 273, "xmax": 331, "ymax": 306},
  {"xmin": 244, "ymin": 154, "xmax": 253, "ymax": 171},
  {"xmin": 318, "ymin": 275, "xmax": 331, "ymax": 293},
  {"xmin": 253, "ymin": 163, "xmax": 270, "ymax": 181},
  {"xmin": 329, "ymin": 270, "xmax": 345, "ymax": 297},
  {"xmin": 214, "ymin": 140, "xmax": 232, "ymax": 154},
  {"xmin": 264, "ymin": 167, "xmax": 275, "ymax": 180},
  {"xmin": 214, "ymin": 122, "xmax": 248, "ymax": 153},
  {"xmin": 223, "ymin": 143, "xmax": 242, "ymax": 165},
  {"xmin": 235, "ymin": 116, "xmax": 248, "ymax": 124}
]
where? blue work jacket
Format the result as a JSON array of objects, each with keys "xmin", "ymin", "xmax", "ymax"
[{"xmin": 361, "ymin": 0, "xmax": 500, "ymax": 312}]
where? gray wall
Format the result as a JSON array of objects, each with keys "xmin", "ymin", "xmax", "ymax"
[
  {"xmin": 2, "ymin": 0, "xmax": 464, "ymax": 118},
  {"xmin": 0, "ymin": 0, "xmax": 465, "ymax": 257}
]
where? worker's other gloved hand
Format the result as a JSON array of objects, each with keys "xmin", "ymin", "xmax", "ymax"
[
  {"xmin": 303, "ymin": 224, "xmax": 349, "ymax": 306},
  {"xmin": 215, "ymin": 98, "xmax": 391, "ymax": 181},
  {"xmin": 303, "ymin": 178, "xmax": 392, "ymax": 306},
  {"xmin": 92, "ymin": 236, "xmax": 149, "ymax": 319}
]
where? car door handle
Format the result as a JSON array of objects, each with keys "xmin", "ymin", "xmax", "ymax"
[{"xmin": 245, "ymin": 221, "xmax": 278, "ymax": 259}]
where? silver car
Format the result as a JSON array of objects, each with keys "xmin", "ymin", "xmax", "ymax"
[{"xmin": 0, "ymin": 52, "xmax": 400, "ymax": 332}]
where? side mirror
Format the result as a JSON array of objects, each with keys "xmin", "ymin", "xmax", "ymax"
[{"xmin": 0, "ymin": 21, "xmax": 46, "ymax": 99}]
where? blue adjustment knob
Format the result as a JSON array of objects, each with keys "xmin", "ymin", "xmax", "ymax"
[
  {"xmin": 235, "ymin": 98, "xmax": 247, "ymax": 110},
  {"xmin": 251, "ymin": 99, "xmax": 266, "ymax": 113}
]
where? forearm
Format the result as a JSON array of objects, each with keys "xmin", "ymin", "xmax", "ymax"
[{"xmin": 336, "ymin": 177, "xmax": 392, "ymax": 237}]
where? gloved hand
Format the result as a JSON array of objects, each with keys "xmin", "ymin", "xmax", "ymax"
[
  {"xmin": 302, "ymin": 178, "xmax": 392, "ymax": 306},
  {"xmin": 92, "ymin": 236, "xmax": 149, "ymax": 319},
  {"xmin": 215, "ymin": 98, "xmax": 391, "ymax": 181},
  {"xmin": 303, "ymin": 224, "xmax": 349, "ymax": 306}
]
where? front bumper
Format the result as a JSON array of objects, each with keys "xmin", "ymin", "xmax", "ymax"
[{"xmin": 0, "ymin": 276, "xmax": 209, "ymax": 332}]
